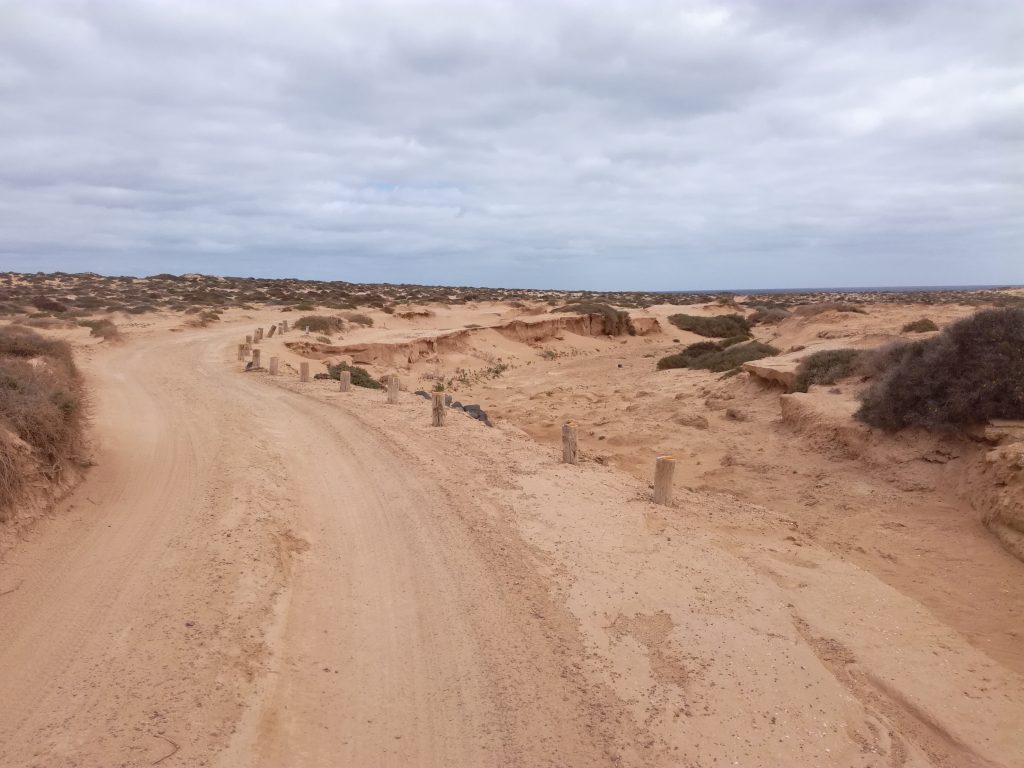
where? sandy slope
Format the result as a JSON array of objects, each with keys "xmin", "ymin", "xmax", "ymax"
[{"xmin": 1, "ymin": 314, "xmax": 1023, "ymax": 767}]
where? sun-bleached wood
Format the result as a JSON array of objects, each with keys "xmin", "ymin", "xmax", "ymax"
[
  {"xmin": 387, "ymin": 376, "xmax": 399, "ymax": 404},
  {"xmin": 281, "ymin": 320, "xmax": 289, "ymax": 332},
  {"xmin": 561, "ymin": 421, "xmax": 578, "ymax": 464},
  {"xmin": 245, "ymin": 334, "xmax": 252, "ymax": 345},
  {"xmin": 252, "ymin": 349, "xmax": 261, "ymax": 368},
  {"xmin": 267, "ymin": 325, "xmax": 276, "ymax": 338},
  {"xmin": 431, "ymin": 392, "xmax": 445, "ymax": 426},
  {"xmin": 300, "ymin": 362, "xmax": 310, "ymax": 382},
  {"xmin": 653, "ymin": 455, "xmax": 676, "ymax": 506},
  {"xmin": 237, "ymin": 344, "xmax": 245, "ymax": 361},
  {"xmin": 339, "ymin": 370, "xmax": 351, "ymax": 391},
  {"xmin": 269, "ymin": 356, "xmax": 279, "ymax": 375}
]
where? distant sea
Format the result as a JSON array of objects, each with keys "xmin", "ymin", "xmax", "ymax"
[{"xmin": 655, "ymin": 285, "xmax": 1020, "ymax": 294}]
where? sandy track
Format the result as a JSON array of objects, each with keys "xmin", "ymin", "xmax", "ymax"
[
  {"xmin": 0, "ymin": 325, "xmax": 647, "ymax": 766},
  {"xmin": 2, "ymin": 320, "xmax": 1023, "ymax": 767}
]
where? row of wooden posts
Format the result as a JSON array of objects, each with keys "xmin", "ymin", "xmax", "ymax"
[
  {"xmin": 239, "ymin": 329, "xmax": 673, "ymax": 505},
  {"xmin": 561, "ymin": 420, "xmax": 675, "ymax": 506}
]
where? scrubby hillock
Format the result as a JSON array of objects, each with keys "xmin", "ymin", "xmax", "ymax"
[{"xmin": 0, "ymin": 325, "xmax": 86, "ymax": 522}]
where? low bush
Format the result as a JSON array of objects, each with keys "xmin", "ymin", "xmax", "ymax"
[
  {"xmin": 902, "ymin": 318, "xmax": 938, "ymax": 333},
  {"xmin": 31, "ymin": 296, "xmax": 69, "ymax": 313},
  {"xmin": 77, "ymin": 319, "xmax": 121, "ymax": 341},
  {"xmin": 326, "ymin": 361, "xmax": 381, "ymax": 389},
  {"xmin": 749, "ymin": 307, "xmax": 790, "ymax": 325},
  {"xmin": 658, "ymin": 340, "xmax": 778, "ymax": 372},
  {"xmin": 0, "ymin": 326, "xmax": 84, "ymax": 511},
  {"xmin": 343, "ymin": 312, "xmax": 374, "ymax": 327},
  {"xmin": 790, "ymin": 348, "xmax": 861, "ymax": 392},
  {"xmin": 856, "ymin": 308, "xmax": 1024, "ymax": 429},
  {"xmin": 295, "ymin": 315, "xmax": 345, "ymax": 334},
  {"xmin": 667, "ymin": 313, "xmax": 750, "ymax": 338},
  {"xmin": 793, "ymin": 302, "xmax": 867, "ymax": 317},
  {"xmin": 554, "ymin": 303, "xmax": 634, "ymax": 335}
]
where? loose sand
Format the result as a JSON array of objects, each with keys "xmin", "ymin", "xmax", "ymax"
[{"xmin": 1, "ymin": 302, "xmax": 1022, "ymax": 767}]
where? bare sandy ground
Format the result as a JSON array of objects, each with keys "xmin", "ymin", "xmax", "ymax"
[{"xmin": 1, "ymin": 307, "xmax": 1023, "ymax": 767}]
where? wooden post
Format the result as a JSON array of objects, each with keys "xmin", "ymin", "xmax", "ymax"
[
  {"xmin": 267, "ymin": 324, "xmax": 277, "ymax": 338},
  {"xmin": 431, "ymin": 392, "xmax": 445, "ymax": 426},
  {"xmin": 256, "ymin": 328, "xmax": 263, "ymax": 341},
  {"xmin": 304, "ymin": 326, "xmax": 310, "ymax": 336},
  {"xmin": 245, "ymin": 334, "xmax": 253, "ymax": 345},
  {"xmin": 281, "ymin": 320, "xmax": 289, "ymax": 332},
  {"xmin": 562, "ymin": 421, "xmax": 579, "ymax": 464},
  {"xmin": 269, "ymin": 356, "xmax": 279, "ymax": 375},
  {"xmin": 654, "ymin": 455, "xmax": 676, "ymax": 506},
  {"xmin": 339, "ymin": 370, "xmax": 351, "ymax": 392},
  {"xmin": 300, "ymin": 362, "xmax": 310, "ymax": 382},
  {"xmin": 237, "ymin": 344, "xmax": 245, "ymax": 361},
  {"xmin": 252, "ymin": 349, "xmax": 261, "ymax": 368},
  {"xmin": 387, "ymin": 376, "xmax": 399, "ymax": 404}
]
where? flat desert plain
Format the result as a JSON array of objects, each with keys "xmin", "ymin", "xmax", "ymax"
[{"xmin": 1, "ymin": 286, "xmax": 1023, "ymax": 767}]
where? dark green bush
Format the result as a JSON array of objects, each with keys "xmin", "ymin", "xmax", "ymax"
[
  {"xmin": 856, "ymin": 308, "xmax": 1024, "ymax": 429},
  {"xmin": 554, "ymin": 303, "xmax": 634, "ymax": 335},
  {"xmin": 790, "ymin": 349, "xmax": 861, "ymax": 392},
  {"xmin": 658, "ymin": 340, "xmax": 778, "ymax": 372},
  {"xmin": 667, "ymin": 313, "xmax": 750, "ymax": 338},
  {"xmin": 902, "ymin": 318, "xmax": 938, "ymax": 333},
  {"xmin": 326, "ymin": 361, "xmax": 381, "ymax": 389}
]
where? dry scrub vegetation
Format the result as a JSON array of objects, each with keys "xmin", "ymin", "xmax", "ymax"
[
  {"xmin": 856, "ymin": 308, "xmax": 1024, "ymax": 430},
  {"xmin": 0, "ymin": 325, "xmax": 85, "ymax": 515}
]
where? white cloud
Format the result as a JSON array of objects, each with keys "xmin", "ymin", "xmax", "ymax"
[{"xmin": 0, "ymin": 0, "xmax": 1020, "ymax": 288}]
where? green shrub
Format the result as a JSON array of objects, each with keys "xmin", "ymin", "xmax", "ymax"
[
  {"xmin": 296, "ymin": 315, "xmax": 344, "ymax": 334},
  {"xmin": 326, "ymin": 361, "xmax": 381, "ymax": 389},
  {"xmin": 902, "ymin": 318, "xmax": 938, "ymax": 333},
  {"xmin": 667, "ymin": 313, "xmax": 750, "ymax": 338},
  {"xmin": 856, "ymin": 308, "xmax": 1024, "ymax": 429},
  {"xmin": 554, "ymin": 303, "xmax": 634, "ymax": 335},
  {"xmin": 790, "ymin": 349, "xmax": 861, "ymax": 392},
  {"xmin": 719, "ymin": 334, "xmax": 751, "ymax": 348},
  {"xmin": 658, "ymin": 340, "xmax": 778, "ymax": 372}
]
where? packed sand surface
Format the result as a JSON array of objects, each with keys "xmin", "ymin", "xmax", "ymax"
[{"xmin": 2, "ymin": 302, "xmax": 1023, "ymax": 767}]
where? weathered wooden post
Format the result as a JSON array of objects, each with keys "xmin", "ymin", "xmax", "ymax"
[
  {"xmin": 267, "ymin": 325, "xmax": 277, "ymax": 338},
  {"xmin": 281, "ymin": 320, "xmax": 289, "ymax": 332},
  {"xmin": 256, "ymin": 328, "xmax": 263, "ymax": 341},
  {"xmin": 653, "ymin": 455, "xmax": 676, "ymax": 506},
  {"xmin": 245, "ymin": 334, "xmax": 253, "ymax": 345},
  {"xmin": 237, "ymin": 344, "xmax": 245, "ymax": 361},
  {"xmin": 300, "ymin": 362, "xmax": 310, "ymax": 382},
  {"xmin": 562, "ymin": 421, "xmax": 578, "ymax": 464},
  {"xmin": 304, "ymin": 326, "xmax": 310, "ymax": 336},
  {"xmin": 387, "ymin": 376, "xmax": 399, "ymax": 404},
  {"xmin": 252, "ymin": 349, "xmax": 261, "ymax": 368},
  {"xmin": 269, "ymin": 356, "xmax": 279, "ymax": 375},
  {"xmin": 339, "ymin": 370, "xmax": 351, "ymax": 392},
  {"xmin": 431, "ymin": 392, "xmax": 446, "ymax": 426}
]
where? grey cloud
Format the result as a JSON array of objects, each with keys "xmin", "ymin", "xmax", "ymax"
[{"xmin": 0, "ymin": 0, "xmax": 1020, "ymax": 289}]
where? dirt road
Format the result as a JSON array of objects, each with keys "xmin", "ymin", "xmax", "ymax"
[{"xmin": 1, "ymin": 320, "xmax": 1023, "ymax": 767}]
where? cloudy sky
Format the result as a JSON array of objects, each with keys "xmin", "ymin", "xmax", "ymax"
[{"xmin": 0, "ymin": 1, "xmax": 1020, "ymax": 289}]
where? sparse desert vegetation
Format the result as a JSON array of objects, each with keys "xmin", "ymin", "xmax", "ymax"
[
  {"xmin": 666, "ymin": 313, "xmax": 750, "ymax": 338},
  {"xmin": 0, "ymin": 325, "xmax": 84, "ymax": 514},
  {"xmin": 658, "ymin": 339, "xmax": 778, "ymax": 372},
  {"xmin": 790, "ymin": 348, "xmax": 862, "ymax": 392}
]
